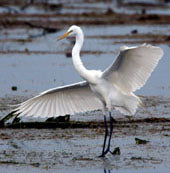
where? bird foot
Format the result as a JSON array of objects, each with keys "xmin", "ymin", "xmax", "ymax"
[
  {"xmin": 99, "ymin": 147, "xmax": 120, "ymax": 157},
  {"xmin": 98, "ymin": 148, "xmax": 110, "ymax": 157},
  {"xmin": 98, "ymin": 153, "xmax": 105, "ymax": 158}
]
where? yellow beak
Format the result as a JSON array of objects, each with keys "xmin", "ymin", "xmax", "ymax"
[{"xmin": 58, "ymin": 31, "xmax": 70, "ymax": 41}]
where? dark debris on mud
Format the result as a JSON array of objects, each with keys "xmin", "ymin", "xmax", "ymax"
[
  {"xmin": 1, "ymin": 9, "xmax": 170, "ymax": 29},
  {"xmin": 0, "ymin": 0, "xmax": 170, "ymax": 30}
]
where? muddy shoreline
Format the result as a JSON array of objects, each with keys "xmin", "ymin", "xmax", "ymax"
[{"xmin": 0, "ymin": 122, "xmax": 170, "ymax": 172}]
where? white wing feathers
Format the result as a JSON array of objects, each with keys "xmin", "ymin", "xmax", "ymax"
[
  {"xmin": 102, "ymin": 44, "xmax": 163, "ymax": 93},
  {"xmin": 15, "ymin": 81, "xmax": 102, "ymax": 117}
]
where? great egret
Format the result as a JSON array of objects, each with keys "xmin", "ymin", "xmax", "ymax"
[{"xmin": 14, "ymin": 25, "xmax": 163, "ymax": 157}]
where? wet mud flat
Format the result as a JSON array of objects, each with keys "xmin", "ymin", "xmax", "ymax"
[
  {"xmin": 0, "ymin": 96, "xmax": 170, "ymax": 173},
  {"xmin": 0, "ymin": 120, "xmax": 170, "ymax": 172}
]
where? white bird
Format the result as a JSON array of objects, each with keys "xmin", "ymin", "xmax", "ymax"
[{"xmin": 14, "ymin": 25, "xmax": 163, "ymax": 157}]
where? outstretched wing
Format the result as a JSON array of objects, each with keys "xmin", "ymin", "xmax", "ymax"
[
  {"xmin": 15, "ymin": 81, "xmax": 102, "ymax": 117},
  {"xmin": 102, "ymin": 44, "xmax": 163, "ymax": 93}
]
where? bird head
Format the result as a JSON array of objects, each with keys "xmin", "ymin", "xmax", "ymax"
[{"xmin": 58, "ymin": 25, "xmax": 81, "ymax": 41}]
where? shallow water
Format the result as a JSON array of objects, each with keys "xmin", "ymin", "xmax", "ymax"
[
  {"xmin": 0, "ymin": 25, "xmax": 170, "ymax": 97},
  {"xmin": 1, "ymin": 122, "xmax": 170, "ymax": 172}
]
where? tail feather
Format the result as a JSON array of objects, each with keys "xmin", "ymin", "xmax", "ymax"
[{"xmin": 115, "ymin": 93, "xmax": 141, "ymax": 115}]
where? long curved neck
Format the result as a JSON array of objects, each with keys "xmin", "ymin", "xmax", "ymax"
[{"xmin": 72, "ymin": 29, "xmax": 91, "ymax": 82}]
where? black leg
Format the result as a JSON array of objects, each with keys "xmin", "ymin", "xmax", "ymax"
[
  {"xmin": 99, "ymin": 115, "xmax": 108, "ymax": 157},
  {"xmin": 105, "ymin": 112, "xmax": 113, "ymax": 153}
]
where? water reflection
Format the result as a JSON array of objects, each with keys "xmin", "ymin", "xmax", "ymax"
[
  {"xmin": 101, "ymin": 155, "xmax": 121, "ymax": 173},
  {"xmin": 104, "ymin": 168, "xmax": 111, "ymax": 173}
]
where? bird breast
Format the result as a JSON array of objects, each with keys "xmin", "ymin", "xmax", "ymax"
[{"xmin": 89, "ymin": 79, "xmax": 116, "ymax": 104}]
